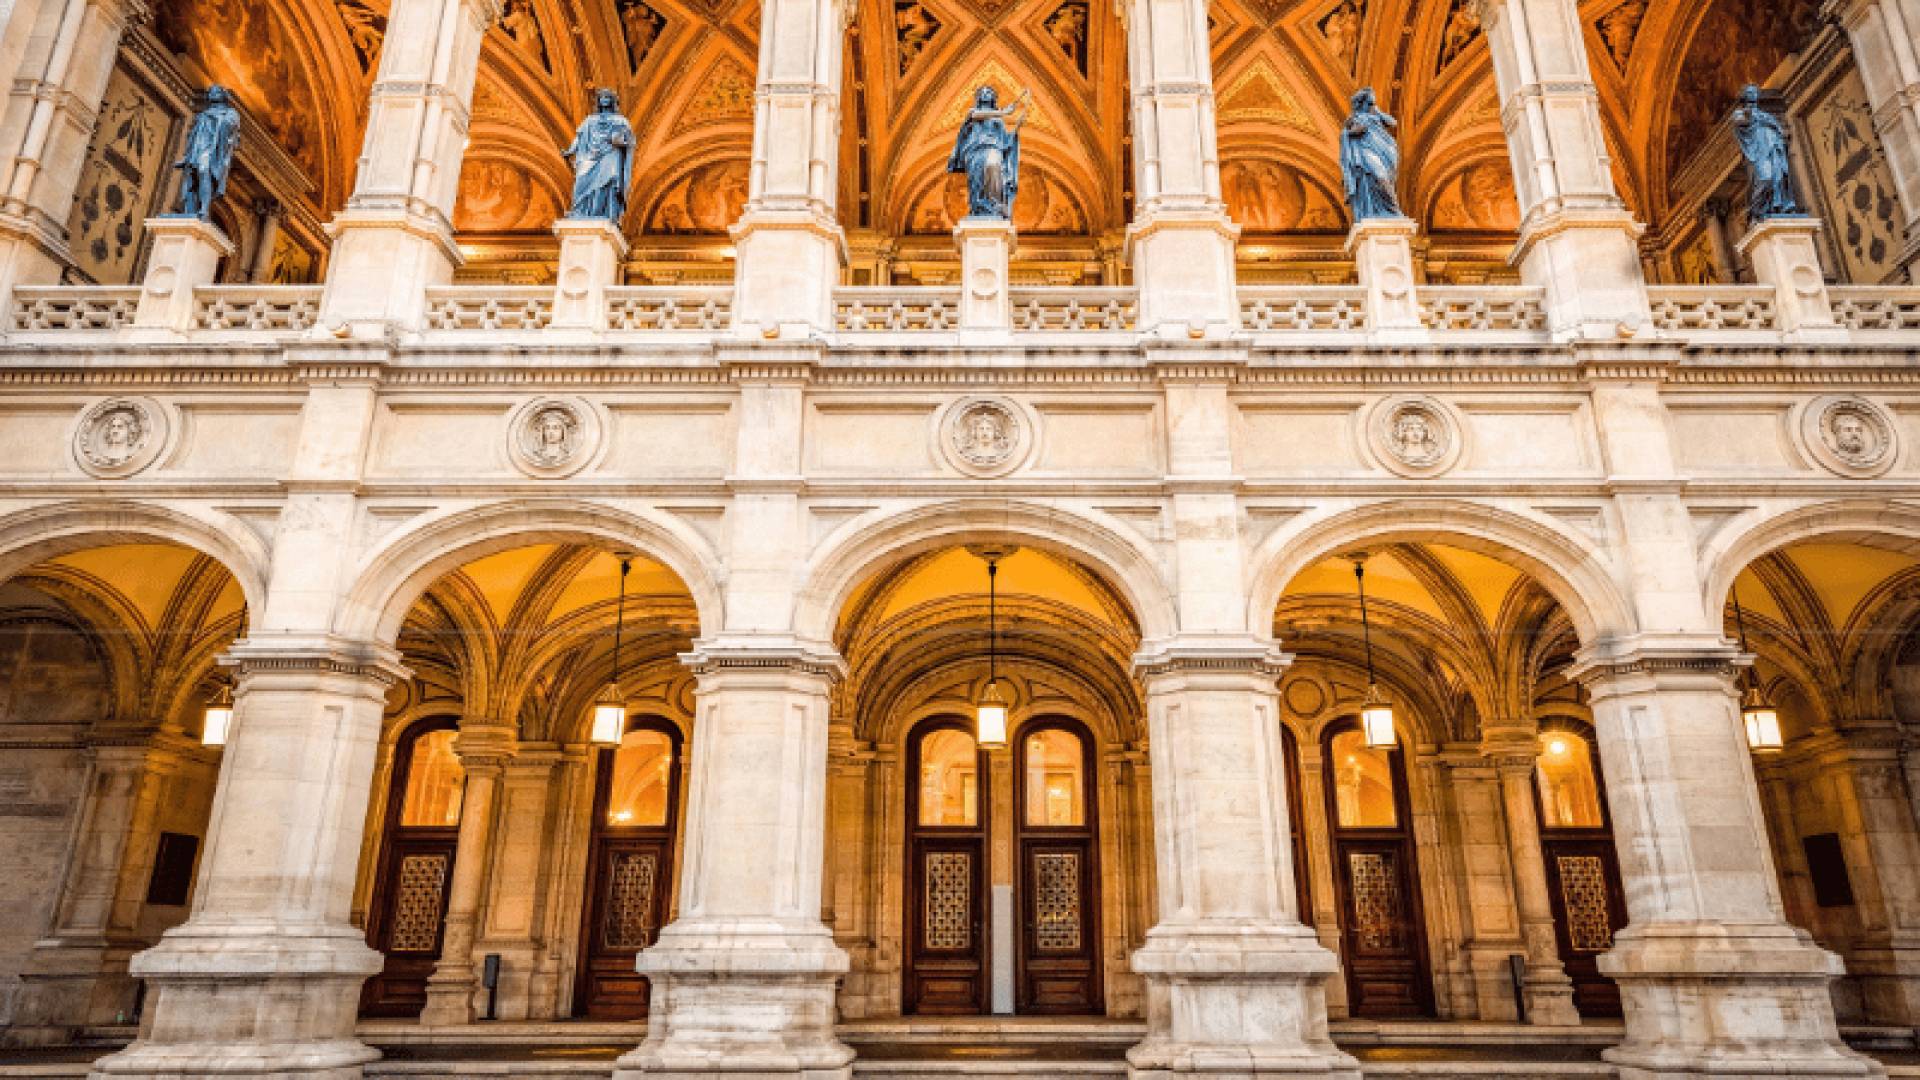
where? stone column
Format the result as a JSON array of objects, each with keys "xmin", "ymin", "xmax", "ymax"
[
  {"xmin": 1807, "ymin": 731, "xmax": 1920, "ymax": 1026},
  {"xmin": 318, "ymin": 0, "xmax": 500, "ymax": 332},
  {"xmin": 1125, "ymin": 0, "xmax": 1239, "ymax": 335},
  {"xmin": 1569, "ymin": 643, "xmax": 1881, "ymax": 1080},
  {"xmin": 1699, "ymin": 199, "xmax": 1740, "ymax": 283},
  {"xmin": 1827, "ymin": 0, "xmax": 1920, "ymax": 279},
  {"xmin": 472, "ymin": 743, "xmax": 563, "ymax": 1021},
  {"xmin": 0, "ymin": 0, "xmax": 144, "ymax": 307},
  {"xmin": 420, "ymin": 724, "xmax": 513, "ymax": 1026},
  {"xmin": 729, "ymin": 0, "xmax": 848, "ymax": 336},
  {"xmin": 91, "ymin": 637, "xmax": 405, "ymax": 1080},
  {"xmin": 1127, "ymin": 640, "xmax": 1357, "ymax": 1080},
  {"xmin": 1475, "ymin": 0, "xmax": 1651, "ymax": 339},
  {"xmin": 612, "ymin": 640, "xmax": 852, "ymax": 1080},
  {"xmin": 248, "ymin": 199, "xmax": 284, "ymax": 283},
  {"xmin": 1490, "ymin": 745, "xmax": 1581, "ymax": 1025}
]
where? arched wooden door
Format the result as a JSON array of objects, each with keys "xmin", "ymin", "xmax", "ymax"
[
  {"xmin": 905, "ymin": 718, "xmax": 989, "ymax": 1015},
  {"xmin": 1323, "ymin": 718, "xmax": 1433, "ymax": 1018},
  {"xmin": 1283, "ymin": 725, "xmax": 1312, "ymax": 920},
  {"xmin": 575, "ymin": 717, "xmax": 683, "ymax": 1019},
  {"xmin": 1013, "ymin": 719, "xmax": 1102, "ymax": 1015},
  {"xmin": 1534, "ymin": 723, "xmax": 1628, "ymax": 1018},
  {"xmin": 361, "ymin": 718, "xmax": 466, "ymax": 1018}
]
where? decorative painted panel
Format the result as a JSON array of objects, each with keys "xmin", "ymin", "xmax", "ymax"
[
  {"xmin": 1032, "ymin": 851, "xmax": 1082, "ymax": 951},
  {"xmin": 1806, "ymin": 70, "xmax": 1909, "ymax": 284},
  {"xmin": 66, "ymin": 66, "xmax": 175, "ymax": 286},
  {"xmin": 925, "ymin": 851, "xmax": 971, "ymax": 950},
  {"xmin": 1557, "ymin": 855, "xmax": 1614, "ymax": 952},
  {"xmin": 389, "ymin": 853, "xmax": 450, "ymax": 953},
  {"xmin": 1349, "ymin": 851, "xmax": 1405, "ymax": 952},
  {"xmin": 602, "ymin": 851, "xmax": 660, "ymax": 950}
]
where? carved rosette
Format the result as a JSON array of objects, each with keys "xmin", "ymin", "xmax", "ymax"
[
  {"xmin": 1801, "ymin": 396, "xmax": 1897, "ymax": 479},
  {"xmin": 71, "ymin": 397, "xmax": 168, "ymax": 478},
  {"xmin": 1366, "ymin": 396, "xmax": 1464, "ymax": 479},
  {"xmin": 506, "ymin": 396, "xmax": 602, "ymax": 479},
  {"xmin": 937, "ymin": 396, "xmax": 1036, "ymax": 478}
]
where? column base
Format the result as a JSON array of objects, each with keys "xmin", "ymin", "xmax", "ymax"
[
  {"xmin": 3, "ymin": 939, "xmax": 145, "ymax": 1045},
  {"xmin": 1127, "ymin": 207, "xmax": 1242, "ymax": 338},
  {"xmin": 318, "ymin": 206, "xmax": 462, "ymax": 333},
  {"xmin": 730, "ymin": 207, "xmax": 847, "ymax": 339},
  {"xmin": 1126, "ymin": 923, "xmax": 1360, "ymax": 1080},
  {"xmin": 418, "ymin": 963, "xmax": 480, "ymax": 1027},
  {"xmin": 954, "ymin": 217, "xmax": 1014, "ymax": 335},
  {"xmin": 612, "ymin": 922, "xmax": 853, "ymax": 1080},
  {"xmin": 1845, "ymin": 935, "xmax": 1920, "ymax": 1028},
  {"xmin": 1511, "ymin": 206, "xmax": 1651, "ymax": 341},
  {"xmin": 1346, "ymin": 217, "xmax": 1427, "ymax": 339},
  {"xmin": 88, "ymin": 924, "xmax": 383, "ymax": 1080},
  {"xmin": 1599, "ymin": 924, "xmax": 1886, "ymax": 1079}
]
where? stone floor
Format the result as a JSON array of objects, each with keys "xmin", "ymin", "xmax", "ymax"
[{"xmin": 1, "ymin": 1020, "xmax": 1916, "ymax": 1079}]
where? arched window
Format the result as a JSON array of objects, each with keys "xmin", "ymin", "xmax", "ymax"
[
  {"xmin": 605, "ymin": 726, "xmax": 675, "ymax": 828},
  {"xmin": 398, "ymin": 727, "xmax": 465, "ymax": 828},
  {"xmin": 1021, "ymin": 726, "xmax": 1085, "ymax": 827},
  {"xmin": 1536, "ymin": 730, "xmax": 1604, "ymax": 830},
  {"xmin": 1328, "ymin": 727, "xmax": 1398, "ymax": 829},
  {"xmin": 919, "ymin": 726, "xmax": 981, "ymax": 827}
]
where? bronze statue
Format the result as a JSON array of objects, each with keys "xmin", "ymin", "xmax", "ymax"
[
  {"xmin": 948, "ymin": 87, "xmax": 1031, "ymax": 221},
  {"xmin": 171, "ymin": 86, "xmax": 240, "ymax": 221},
  {"xmin": 564, "ymin": 89, "xmax": 636, "ymax": 222},
  {"xmin": 1734, "ymin": 85, "xmax": 1805, "ymax": 221},
  {"xmin": 1341, "ymin": 88, "xmax": 1402, "ymax": 221}
]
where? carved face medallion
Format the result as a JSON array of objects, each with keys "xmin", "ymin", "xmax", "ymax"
[
  {"xmin": 508, "ymin": 397, "xmax": 601, "ymax": 478},
  {"xmin": 1804, "ymin": 396, "xmax": 1897, "ymax": 478},
  {"xmin": 73, "ymin": 398, "xmax": 165, "ymax": 477},
  {"xmin": 1370, "ymin": 397, "xmax": 1461, "ymax": 478},
  {"xmin": 938, "ymin": 397, "xmax": 1034, "ymax": 477}
]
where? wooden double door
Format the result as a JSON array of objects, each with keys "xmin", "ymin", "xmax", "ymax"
[
  {"xmin": 904, "ymin": 717, "xmax": 1103, "ymax": 1016},
  {"xmin": 1323, "ymin": 719, "xmax": 1434, "ymax": 1018},
  {"xmin": 574, "ymin": 718, "xmax": 684, "ymax": 1019},
  {"xmin": 362, "ymin": 719, "xmax": 466, "ymax": 1018}
]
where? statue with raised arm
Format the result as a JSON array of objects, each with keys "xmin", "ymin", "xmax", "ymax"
[
  {"xmin": 1341, "ymin": 87, "xmax": 1403, "ymax": 221},
  {"xmin": 948, "ymin": 86, "xmax": 1031, "ymax": 221},
  {"xmin": 171, "ymin": 86, "xmax": 240, "ymax": 221},
  {"xmin": 1734, "ymin": 85, "xmax": 1804, "ymax": 221},
  {"xmin": 564, "ymin": 89, "xmax": 636, "ymax": 222}
]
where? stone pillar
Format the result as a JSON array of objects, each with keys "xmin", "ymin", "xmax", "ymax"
[
  {"xmin": 420, "ymin": 725, "xmax": 513, "ymax": 1026},
  {"xmin": 1739, "ymin": 217, "xmax": 1843, "ymax": 338},
  {"xmin": 471, "ymin": 743, "xmax": 563, "ymax": 1021},
  {"xmin": 318, "ymin": 0, "xmax": 500, "ymax": 333},
  {"xmin": 1127, "ymin": 640, "xmax": 1357, "ymax": 1080},
  {"xmin": 611, "ymin": 641, "xmax": 852, "ymax": 1080},
  {"xmin": 1125, "ymin": 0, "xmax": 1238, "ymax": 335},
  {"xmin": 1808, "ymin": 731, "xmax": 1920, "ymax": 1026},
  {"xmin": 7, "ymin": 740, "xmax": 184, "ymax": 1042},
  {"xmin": 955, "ymin": 217, "xmax": 1013, "ymax": 334},
  {"xmin": 248, "ymin": 199, "xmax": 284, "ymax": 283},
  {"xmin": 1570, "ymin": 643, "xmax": 1882, "ymax": 1080},
  {"xmin": 1827, "ymin": 0, "xmax": 1920, "ymax": 279},
  {"xmin": 1490, "ymin": 745, "xmax": 1581, "ymax": 1025},
  {"xmin": 91, "ymin": 637, "xmax": 404, "ymax": 1080},
  {"xmin": 1475, "ymin": 0, "xmax": 1651, "ymax": 339},
  {"xmin": 729, "ymin": 0, "xmax": 848, "ymax": 336},
  {"xmin": 131, "ymin": 216, "xmax": 231, "ymax": 332},
  {"xmin": 550, "ymin": 218, "xmax": 625, "ymax": 331},
  {"xmin": 0, "ymin": 0, "xmax": 144, "ymax": 307},
  {"xmin": 1347, "ymin": 217, "xmax": 1425, "ymax": 339},
  {"xmin": 1699, "ymin": 199, "xmax": 1740, "ymax": 283}
]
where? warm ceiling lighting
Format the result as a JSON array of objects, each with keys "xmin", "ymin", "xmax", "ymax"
[
  {"xmin": 590, "ymin": 556, "xmax": 633, "ymax": 748},
  {"xmin": 1353, "ymin": 554, "xmax": 1396, "ymax": 750},
  {"xmin": 1730, "ymin": 584, "xmax": 1783, "ymax": 753},
  {"xmin": 975, "ymin": 549, "xmax": 1011, "ymax": 749},
  {"xmin": 1547, "ymin": 737, "xmax": 1569, "ymax": 758},
  {"xmin": 201, "ymin": 681, "xmax": 234, "ymax": 748}
]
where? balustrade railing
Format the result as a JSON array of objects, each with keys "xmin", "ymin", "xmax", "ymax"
[
  {"xmin": 12, "ymin": 286, "xmax": 140, "ymax": 331},
  {"xmin": 194, "ymin": 286, "xmax": 323, "ymax": 332},
  {"xmin": 1010, "ymin": 287, "xmax": 1135, "ymax": 332},
  {"xmin": 1419, "ymin": 286, "xmax": 1548, "ymax": 332},
  {"xmin": 1239, "ymin": 286, "xmax": 1369, "ymax": 331},
  {"xmin": 834, "ymin": 287, "xmax": 960, "ymax": 332},
  {"xmin": 608, "ymin": 286, "xmax": 732, "ymax": 331},
  {"xmin": 1647, "ymin": 286, "xmax": 1779, "ymax": 333},
  {"xmin": 423, "ymin": 286, "xmax": 555, "ymax": 332},
  {"xmin": 1830, "ymin": 286, "xmax": 1920, "ymax": 332}
]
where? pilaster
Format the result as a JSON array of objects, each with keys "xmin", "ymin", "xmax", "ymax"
[{"xmin": 1826, "ymin": 0, "xmax": 1920, "ymax": 280}]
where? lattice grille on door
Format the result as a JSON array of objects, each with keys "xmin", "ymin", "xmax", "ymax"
[
  {"xmin": 603, "ymin": 852, "xmax": 660, "ymax": 951},
  {"xmin": 925, "ymin": 851, "xmax": 971, "ymax": 950},
  {"xmin": 1032, "ymin": 851, "xmax": 1082, "ymax": 952},
  {"xmin": 1349, "ymin": 851, "xmax": 1405, "ymax": 951},
  {"xmin": 389, "ymin": 853, "xmax": 450, "ymax": 953},
  {"xmin": 1556, "ymin": 854, "xmax": 1614, "ymax": 952}
]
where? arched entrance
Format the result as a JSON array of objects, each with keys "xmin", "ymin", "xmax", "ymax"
[
  {"xmin": 1012, "ymin": 718, "xmax": 1102, "ymax": 1015},
  {"xmin": 1322, "ymin": 716, "xmax": 1432, "ymax": 1018},
  {"xmin": 1533, "ymin": 721, "xmax": 1626, "ymax": 1018},
  {"xmin": 575, "ymin": 716, "xmax": 685, "ymax": 1019},
  {"xmin": 361, "ymin": 718, "xmax": 466, "ymax": 1018},
  {"xmin": 904, "ymin": 717, "xmax": 989, "ymax": 1015}
]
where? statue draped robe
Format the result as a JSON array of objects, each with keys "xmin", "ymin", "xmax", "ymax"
[
  {"xmin": 566, "ymin": 110, "xmax": 636, "ymax": 222},
  {"xmin": 1341, "ymin": 105, "xmax": 1402, "ymax": 221},
  {"xmin": 948, "ymin": 112, "xmax": 1021, "ymax": 221},
  {"xmin": 1735, "ymin": 103, "xmax": 1802, "ymax": 220},
  {"xmin": 175, "ymin": 101, "xmax": 239, "ymax": 219}
]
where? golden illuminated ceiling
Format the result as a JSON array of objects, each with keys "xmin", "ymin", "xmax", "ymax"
[{"xmin": 147, "ymin": 0, "xmax": 1829, "ymax": 254}]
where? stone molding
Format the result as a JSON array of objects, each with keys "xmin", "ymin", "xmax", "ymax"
[
  {"xmin": 1132, "ymin": 637, "xmax": 1293, "ymax": 681},
  {"xmin": 679, "ymin": 639, "xmax": 848, "ymax": 683},
  {"xmin": 220, "ymin": 636, "xmax": 410, "ymax": 687}
]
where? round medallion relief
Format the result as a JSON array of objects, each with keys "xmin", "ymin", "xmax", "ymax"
[
  {"xmin": 1802, "ymin": 396, "xmax": 1897, "ymax": 479},
  {"xmin": 72, "ymin": 397, "xmax": 168, "ymax": 478},
  {"xmin": 1366, "ymin": 396, "xmax": 1464, "ymax": 479},
  {"xmin": 937, "ymin": 396, "xmax": 1035, "ymax": 478},
  {"xmin": 506, "ymin": 397, "xmax": 602, "ymax": 479}
]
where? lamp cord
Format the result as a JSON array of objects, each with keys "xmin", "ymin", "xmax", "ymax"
[
  {"xmin": 988, "ymin": 560, "xmax": 998, "ymax": 687},
  {"xmin": 1356, "ymin": 559, "xmax": 1377, "ymax": 685},
  {"xmin": 1731, "ymin": 583, "xmax": 1755, "ymax": 692},
  {"xmin": 612, "ymin": 558, "xmax": 631, "ymax": 691}
]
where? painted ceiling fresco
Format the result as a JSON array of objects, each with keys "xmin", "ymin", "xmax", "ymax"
[{"xmin": 144, "ymin": 0, "xmax": 1827, "ymax": 248}]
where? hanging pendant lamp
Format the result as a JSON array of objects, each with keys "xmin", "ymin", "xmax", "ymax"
[
  {"xmin": 201, "ymin": 680, "xmax": 234, "ymax": 748},
  {"xmin": 1353, "ymin": 554, "xmax": 1396, "ymax": 750},
  {"xmin": 590, "ymin": 556, "xmax": 633, "ymax": 748},
  {"xmin": 976, "ymin": 556, "xmax": 1009, "ymax": 749},
  {"xmin": 1731, "ymin": 584, "xmax": 1783, "ymax": 753}
]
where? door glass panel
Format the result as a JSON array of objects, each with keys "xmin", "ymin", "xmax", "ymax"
[
  {"xmin": 388, "ymin": 853, "xmax": 450, "ymax": 952},
  {"xmin": 1555, "ymin": 854, "xmax": 1615, "ymax": 952},
  {"xmin": 925, "ymin": 850, "xmax": 972, "ymax": 949},
  {"xmin": 1348, "ymin": 850, "xmax": 1405, "ymax": 951},
  {"xmin": 607, "ymin": 729, "xmax": 674, "ymax": 827},
  {"xmin": 1032, "ymin": 851, "xmax": 1083, "ymax": 951},
  {"xmin": 602, "ymin": 851, "xmax": 661, "ymax": 949},
  {"xmin": 1330, "ymin": 730, "xmax": 1397, "ymax": 828},
  {"xmin": 919, "ymin": 728, "xmax": 979, "ymax": 827},
  {"xmin": 1537, "ymin": 733, "xmax": 1604, "ymax": 829},
  {"xmin": 399, "ymin": 730, "xmax": 465, "ymax": 827},
  {"xmin": 1024, "ymin": 728, "xmax": 1085, "ymax": 827}
]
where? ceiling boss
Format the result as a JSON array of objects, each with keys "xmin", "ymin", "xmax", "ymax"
[{"xmin": 948, "ymin": 86, "xmax": 1032, "ymax": 222}]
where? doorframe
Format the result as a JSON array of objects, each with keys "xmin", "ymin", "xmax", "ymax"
[
  {"xmin": 572, "ymin": 713, "xmax": 684, "ymax": 1019},
  {"xmin": 361, "ymin": 715, "xmax": 462, "ymax": 1018},
  {"xmin": 1011, "ymin": 715, "xmax": 1104, "ymax": 1016},
  {"xmin": 1532, "ymin": 716, "xmax": 1628, "ymax": 1018},
  {"xmin": 1321, "ymin": 715, "xmax": 1435, "ymax": 1019},
  {"xmin": 902, "ymin": 715, "xmax": 991, "ymax": 1016}
]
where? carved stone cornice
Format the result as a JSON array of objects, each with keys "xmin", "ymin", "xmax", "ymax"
[
  {"xmin": 1566, "ymin": 635, "xmax": 1744, "ymax": 688},
  {"xmin": 1132, "ymin": 636, "xmax": 1293, "ymax": 682},
  {"xmin": 680, "ymin": 637, "xmax": 849, "ymax": 684},
  {"xmin": 221, "ymin": 635, "xmax": 410, "ymax": 687}
]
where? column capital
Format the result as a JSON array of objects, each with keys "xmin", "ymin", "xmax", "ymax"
[
  {"xmin": 221, "ymin": 633, "xmax": 410, "ymax": 688},
  {"xmin": 680, "ymin": 636, "xmax": 847, "ymax": 684},
  {"xmin": 452, "ymin": 723, "xmax": 517, "ymax": 770},
  {"xmin": 1132, "ymin": 635, "xmax": 1292, "ymax": 683},
  {"xmin": 1566, "ymin": 634, "xmax": 1743, "ymax": 691}
]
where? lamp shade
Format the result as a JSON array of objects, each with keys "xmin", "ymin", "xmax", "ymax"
[
  {"xmin": 201, "ymin": 685, "xmax": 234, "ymax": 748},
  {"xmin": 1742, "ymin": 688, "xmax": 1783, "ymax": 752},
  {"xmin": 590, "ymin": 683, "xmax": 626, "ymax": 747},
  {"xmin": 1360, "ymin": 684, "xmax": 1396, "ymax": 750},
  {"xmin": 976, "ymin": 680, "xmax": 1009, "ymax": 748}
]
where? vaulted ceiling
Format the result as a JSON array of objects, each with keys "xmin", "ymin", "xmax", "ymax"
[{"xmin": 147, "ymin": 0, "xmax": 1828, "ymax": 251}]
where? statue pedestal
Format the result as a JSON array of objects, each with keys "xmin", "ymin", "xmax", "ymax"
[
  {"xmin": 1739, "ymin": 216, "xmax": 1844, "ymax": 340},
  {"xmin": 1347, "ymin": 217, "xmax": 1426, "ymax": 339},
  {"xmin": 551, "ymin": 219, "xmax": 628, "ymax": 331},
  {"xmin": 133, "ymin": 217, "xmax": 234, "ymax": 333},
  {"xmin": 955, "ymin": 217, "xmax": 1014, "ymax": 334}
]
